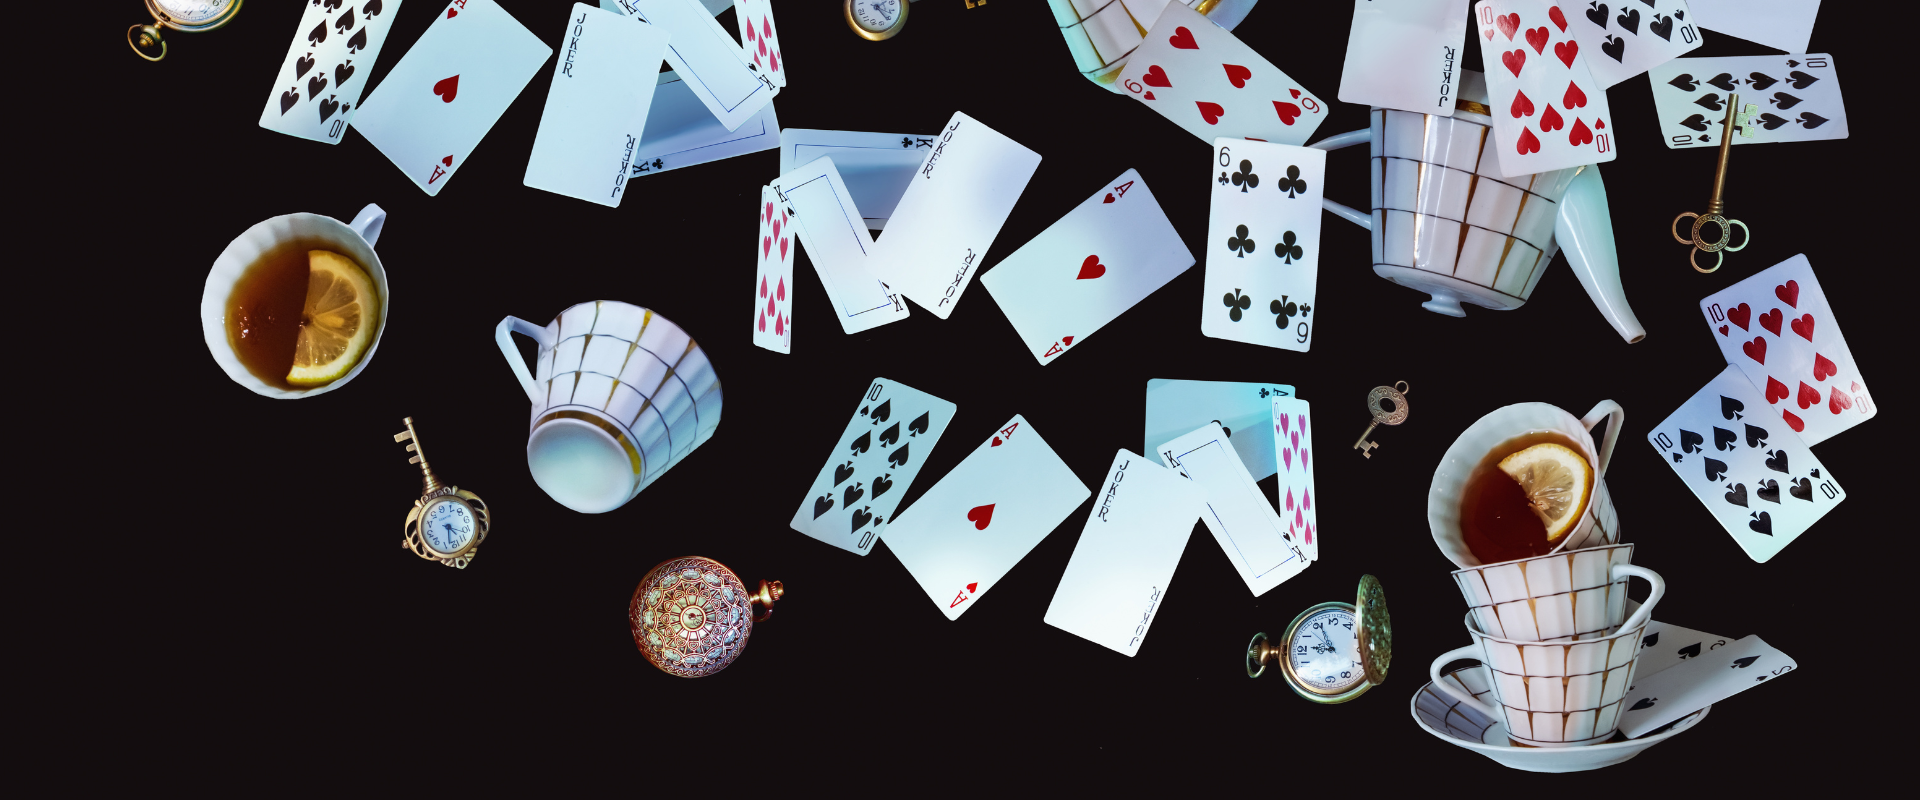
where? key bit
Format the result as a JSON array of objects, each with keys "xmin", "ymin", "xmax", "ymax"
[{"xmin": 1353, "ymin": 382, "xmax": 1410, "ymax": 459}]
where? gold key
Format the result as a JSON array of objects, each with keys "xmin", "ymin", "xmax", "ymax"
[
  {"xmin": 1353, "ymin": 382, "xmax": 1410, "ymax": 459},
  {"xmin": 1672, "ymin": 92, "xmax": 1753, "ymax": 274}
]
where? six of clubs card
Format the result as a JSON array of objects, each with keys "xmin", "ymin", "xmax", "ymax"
[
  {"xmin": 1202, "ymin": 139, "xmax": 1324, "ymax": 352},
  {"xmin": 790, "ymin": 379, "xmax": 956, "ymax": 556},
  {"xmin": 259, "ymin": 0, "xmax": 404, "ymax": 144}
]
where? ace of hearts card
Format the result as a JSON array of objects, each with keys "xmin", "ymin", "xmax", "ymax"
[
  {"xmin": 1201, "ymin": 139, "xmax": 1325, "ymax": 352},
  {"xmin": 1473, "ymin": 0, "xmax": 1619, "ymax": 177}
]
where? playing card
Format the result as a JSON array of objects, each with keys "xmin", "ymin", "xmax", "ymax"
[
  {"xmin": 1649, "ymin": 54, "xmax": 1847, "ymax": 148},
  {"xmin": 1634, "ymin": 620, "xmax": 1735, "ymax": 679},
  {"xmin": 1618, "ymin": 635, "xmax": 1796, "ymax": 738},
  {"xmin": 733, "ymin": 0, "xmax": 786, "ymax": 88},
  {"xmin": 1688, "ymin": 0, "xmax": 1820, "ymax": 54},
  {"xmin": 778, "ymin": 130, "xmax": 938, "ymax": 230},
  {"xmin": 751, "ymin": 185, "xmax": 794, "ymax": 353},
  {"xmin": 1043, "ymin": 450, "xmax": 1205, "ymax": 657},
  {"xmin": 1270, "ymin": 397, "xmax": 1317, "ymax": 561},
  {"xmin": 1143, "ymin": 379, "xmax": 1296, "ymax": 482},
  {"xmin": 886, "ymin": 416, "xmax": 1092, "ymax": 620},
  {"xmin": 522, "ymin": 5, "xmax": 669, "ymax": 207},
  {"xmin": 1700, "ymin": 254, "xmax": 1874, "ymax": 445},
  {"xmin": 770, "ymin": 157, "xmax": 911, "ymax": 334},
  {"xmin": 350, "ymin": 0, "xmax": 552, "ymax": 196},
  {"xmin": 258, "ymin": 0, "xmax": 404, "ymax": 144},
  {"xmin": 1113, "ymin": 3, "xmax": 1329, "ymax": 146},
  {"xmin": 871, "ymin": 112, "xmax": 1041, "ymax": 319},
  {"xmin": 1562, "ymin": 0, "xmax": 1703, "ymax": 88},
  {"xmin": 789, "ymin": 378, "xmax": 956, "ymax": 555},
  {"xmin": 981, "ymin": 169, "xmax": 1194, "ymax": 365},
  {"xmin": 629, "ymin": 71, "xmax": 780, "ymax": 178},
  {"xmin": 604, "ymin": 0, "xmax": 776, "ymax": 131},
  {"xmin": 1648, "ymin": 365, "xmax": 1846, "ymax": 563},
  {"xmin": 1473, "ymin": 0, "xmax": 1619, "ymax": 178},
  {"xmin": 1156, "ymin": 422, "xmax": 1309, "ymax": 596},
  {"xmin": 1201, "ymin": 139, "xmax": 1325, "ymax": 351},
  {"xmin": 1338, "ymin": 0, "xmax": 1470, "ymax": 115}
]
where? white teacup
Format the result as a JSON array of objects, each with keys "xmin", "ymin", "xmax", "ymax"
[
  {"xmin": 496, "ymin": 301, "xmax": 722, "ymax": 514},
  {"xmin": 1454, "ymin": 544, "xmax": 1663, "ymax": 643},
  {"xmin": 200, "ymin": 205, "xmax": 389, "ymax": 398},
  {"xmin": 1429, "ymin": 401, "xmax": 1624, "ymax": 569}
]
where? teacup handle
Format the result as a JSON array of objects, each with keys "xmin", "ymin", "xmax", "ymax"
[
  {"xmin": 349, "ymin": 204, "xmax": 386, "ymax": 248},
  {"xmin": 496, "ymin": 316, "xmax": 555, "ymax": 405},
  {"xmin": 1581, "ymin": 400, "xmax": 1625, "ymax": 481},
  {"xmin": 1309, "ymin": 128, "xmax": 1375, "ymax": 231},
  {"xmin": 1612, "ymin": 564, "xmax": 1666, "ymax": 633},
  {"xmin": 1429, "ymin": 645, "xmax": 1502, "ymax": 720}
]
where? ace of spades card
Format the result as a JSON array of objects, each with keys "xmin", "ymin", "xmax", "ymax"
[
  {"xmin": 1700, "ymin": 255, "xmax": 1874, "ymax": 445},
  {"xmin": 789, "ymin": 379, "xmax": 956, "ymax": 555},
  {"xmin": 751, "ymin": 185, "xmax": 794, "ymax": 353},
  {"xmin": 258, "ymin": 0, "xmax": 405, "ymax": 144},
  {"xmin": 1201, "ymin": 139, "xmax": 1325, "ymax": 352},
  {"xmin": 1649, "ymin": 54, "xmax": 1849, "ymax": 149},
  {"xmin": 1648, "ymin": 365, "xmax": 1845, "ymax": 563},
  {"xmin": 1473, "ymin": 0, "xmax": 1619, "ymax": 178},
  {"xmin": 1561, "ymin": 0, "xmax": 1703, "ymax": 88}
]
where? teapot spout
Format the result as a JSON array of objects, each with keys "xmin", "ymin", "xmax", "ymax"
[{"xmin": 1555, "ymin": 167, "xmax": 1645, "ymax": 343}]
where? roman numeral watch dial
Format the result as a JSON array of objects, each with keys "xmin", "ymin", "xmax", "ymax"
[{"xmin": 1247, "ymin": 575, "xmax": 1392, "ymax": 704}]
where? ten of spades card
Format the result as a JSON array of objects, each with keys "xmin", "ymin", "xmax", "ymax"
[
  {"xmin": 1561, "ymin": 0, "xmax": 1703, "ymax": 88},
  {"xmin": 789, "ymin": 379, "xmax": 956, "ymax": 555},
  {"xmin": 1113, "ymin": 2, "xmax": 1329, "ymax": 146},
  {"xmin": 1700, "ymin": 254, "xmax": 1873, "ymax": 445},
  {"xmin": 1649, "ymin": 54, "xmax": 1848, "ymax": 148},
  {"xmin": 751, "ymin": 185, "xmax": 794, "ymax": 353},
  {"xmin": 259, "ymin": 0, "xmax": 404, "ymax": 144},
  {"xmin": 1201, "ymin": 139, "xmax": 1325, "ymax": 352},
  {"xmin": 1473, "ymin": 0, "xmax": 1619, "ymax": 177}
]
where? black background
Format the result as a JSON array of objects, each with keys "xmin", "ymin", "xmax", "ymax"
[{"xmin": 77, "ymin": 0, "xmax": 1895, "ymax": 787}]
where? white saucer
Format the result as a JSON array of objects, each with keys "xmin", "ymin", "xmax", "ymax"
[{"xmin": 1412, "ymin": 666, "xmax": 1710, "ymax": 773}]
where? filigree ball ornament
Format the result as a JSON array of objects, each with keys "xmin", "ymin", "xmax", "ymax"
[{"xmin": 629, "ymin": 556, "xmax": 782, "ymax": 678}]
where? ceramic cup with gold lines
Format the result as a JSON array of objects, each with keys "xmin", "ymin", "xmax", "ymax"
[
  {"xmin": 1453, "ymin": 544, "xmax": 1664, "ymax": 643},
  {"xmin": 496, "ymin": 302, "xmax": 722, "ymax": 514}
]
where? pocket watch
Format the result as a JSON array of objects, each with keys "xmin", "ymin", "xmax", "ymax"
[
  {"xmin": 631, "ymin": 556, "xmax": 782, "ymax": 678},
  {"xmin": 845, "ymin": 0, "xmax": 910, "ymax": 41},
  {"xmin": 128, "ymin": 0, "xmax": 242, "ymax": 61},
  {"xmin": 1247, "ymin": 574, "xmax": 1391, "ymax": 704},
  {"xmin": 394, "ymin": 417, "xmax": 491, "ymax": 569}
]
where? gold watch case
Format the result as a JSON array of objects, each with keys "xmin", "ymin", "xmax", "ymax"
[
  {"xmin": 1247, "ymin": 574, "xmax": 1392, "ymax": 704},
  {"xmin": 403, "ymin": 488, "xmax": 491, "ymax": 568},
  {"xmin": 845, "ymin": 0, "xmax": 907, "ymax": 41}
]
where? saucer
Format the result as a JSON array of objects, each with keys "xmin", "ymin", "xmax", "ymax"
[{"xmin": 1412, "ymin": 666, "xmax": 1710, "ymax": 773}]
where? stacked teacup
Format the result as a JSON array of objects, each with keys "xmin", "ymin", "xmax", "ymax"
[{"xmin": 1426, "ymin": 401, "xmax": 1667, "ymax": 748}]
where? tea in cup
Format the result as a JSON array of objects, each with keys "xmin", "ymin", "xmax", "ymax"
[{"xmin": 1429, "ymin": 401, "xmax": 1624, "ymax": 568}]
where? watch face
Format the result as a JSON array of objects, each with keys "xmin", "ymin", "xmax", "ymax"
[
  {"xmin": 422, "ymin": 498, "xmax": 476, "ymax": 555},
  {"xmin": 154, "ymin": 0, "xmax": 236, "ymax": 25},
  {"xmin": 851, "ymin": 0, "xmax": 901, "ymax": 32},
  {"xmin": 1289, "ymin": 606, "xmax": 1365, "ymax": 694}
]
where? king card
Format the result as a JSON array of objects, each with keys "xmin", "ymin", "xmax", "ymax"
[
  {"xmin": 770, "ymin": 157, "xmax": 911, "ymax": 334},
  {"xmin": 523, "ymin": 5, "xmax": 669, "ymax": 207},
  {"xmin": 1473, "ymin": 0, "xmax": 1619, "ymax": 177},
  {"xmin": 1650, "ymin": 54, "xmax": 1848, "ymax": 148},
  {"xmin": 1043, "ymin": 451, "xmax": 1205, "ymax": 657},
  {"xmin": 604, "ymin": 0, "xmax": 777, "ymax": 131},
  {"xmin": 1113, "ymin": 2, "xmax": 1329, "ymax": 146},
  {"xmin": 630, "ymin": 71, "xmax": 781, "ymax": 178},
  {"xmin": 1157, "ymin": 422, "xmax": 1309, "ymax": 596},
  {"xmin": 789, "ymin": 378, "xmax": 956, "ymax": 555},
  {"xmin": 778, "ymin": 130, "xmax": 939, "ymax": 230},
  {"xmin": 1201, "ymin": 139, "xmax": 1325, "ymax": 352},
  {"xmin": 258, "ymin": 0, "xmax": 404, "ymax": 144},
  {"xmin": 1143, "ymin": 379, "xmax": 1296, "ymax": 482},
  {"xmin": 1700, "ymin": 254, "xmax": 1873, "ymax": 445}
]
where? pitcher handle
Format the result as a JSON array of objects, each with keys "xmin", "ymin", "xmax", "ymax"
[
  {"xmin": 350, "ymin": 204, "xmax": 386, "ymax": 248},
  {"xmin": 1429, "ymin": 645, "xmax": 1502, "ymax": 720},
  {"xmin": 1309, "ymin": 128, "xmax": 1375, "ymax": 232},
  {"xmin": 496, "ymin": 316, "xmax": 554, "ymax": 405},
  {"xmin": 1581, "ymin": 400, "xmax": 1624, "ymax": 481},
  {"xmin": 1612, "ymin": 564, "xmax": 1666, "ymax": 633}
]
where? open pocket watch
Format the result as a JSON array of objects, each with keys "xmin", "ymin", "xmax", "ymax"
[
  {"xmin": 1248, "ymin": 574, "xmax": 1391, "ymax": 704},
  {"xmin": 395, "ymin": 418, "xmax": 490, "ymax": 569},
  {"xmin": 128, "ymin": 0, "xmax": 242, "ymax": 61}
]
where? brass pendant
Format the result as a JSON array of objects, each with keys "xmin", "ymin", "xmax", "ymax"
[{"xmin": 395, "ymin": 417, "xmax": 490, "ymax": 569}]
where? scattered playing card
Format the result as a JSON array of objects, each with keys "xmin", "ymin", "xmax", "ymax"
[
  {"xmin": 789, "ymin": 378, "xmax": 956, "ymax": 555},
  {"xmin": 1700, "ymin": 254, "xmax": 1873, "ymax": 445},
  {"xmin": 733, "ymin": 0, "xmax": 786, "ymax": 88},
  {"xmin": 770, "ymin": 157, "xmax": 911, "ymax": 334},
  {"xmin": 1270, "ymin": 397, "xmax": 1318, "ymax": 561},
  {"xmin": 1473, "ymin": 0, "xmax": 1619, "ymax": 177},
  {"xmin": 982, "ymin": 169, "xmax": 1194, "ymax": 365},
  {"xmin": 886, "ymin": 416, "xmax": 1092, "ymax": 620},
  {"xmin": 1202, "ymin": 139, "xmax": 1325, "ymax": 351},
  {"xmin": 629, "ymin": 71, "xmax": 780, "ymax": 178},
  {"xmin": 1618, "ymin": 635, "xmax": 1796, "ymax": 738},
  {"xmin": 1043, "ymin": 450, "xmax": 1205, "ymax": 657},
  {"xmin": 1157, "ymin": 422, "xmax": 1309, "ymax": 596},
  {"xmin": 1687, "ymin": 0, "xmax": 1821, "ymax": 54},
  {"xmin": 1338, "ymin": 0, "xmax": 1470, "ymax": 114},
  {"xmin": 1649, "ymin": 54, "xmax": 1847, "ymax": 148},
  {"xmin": 872, "ymin": 112, "xmax": 1041, "ymax": 319},
  {"xmin": 258, "ymin": 0, "xmax": 404, "ymax": 144},
  {"xmin": 351, "ymin": 0, "xmax": 553, "ymax": 196},
  {"xmin": 751, "ymin": 185, "xmax": 794, "ymax": 353},
  {"xmin": 522, "ymin": 5, "xmax": 669, "ymax": 207},
  {"xmin": 1114, "ymin": 2, "xmax": 1329, "ymax": 146},
  {"xmin": 1562, "ymin": 0, "xmax": 1704, "ymax": 88},
  {"xmin": 605, "ymin": 0, "xmax": 776, "ymax": 131},
  {"xmin": 1635, "ymin": 620, "xmax": 1735, "ymax": 679},
  {"xmin": 1648, "ymin": 364, "xmax": 1845, "ymax": 562},
  {"xmin": 778, "ymin": 130, "xmax": 938, "ymax": 230},
  {"xmin": 1144, "ymin": 379, "xmax": 1297, "ymax": 482}
]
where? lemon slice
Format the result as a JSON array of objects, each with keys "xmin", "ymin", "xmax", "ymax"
[
  {"xmin": 286, "ymin": 250, "xmax": 377, "ymax": 387},
  {"xmin": 1497, "ymin": 443, "xmax": 1592, "ymax": 543}
]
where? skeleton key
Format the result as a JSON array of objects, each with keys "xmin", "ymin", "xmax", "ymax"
[
  {"xmin": 1671, "ymin": 93, "xmax": 1753, "ymax": 274},
  {"xmin": 1353, "ymin": 382, "xmax": 1410, "ymax": 459}
]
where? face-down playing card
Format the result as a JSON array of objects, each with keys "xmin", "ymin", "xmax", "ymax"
[
  {"xmin": 1202, "ymin": 139, "xmax": 1325, "ymax": 352},
  {"xmin": 981, "ymin": 169, "xmax": 1194, "ymax": 365},
  {"xmin": 1647, "ymin": 365, "xmax": 1845, "ymax": 563},
  {"xmin": 1271, "ymin": 397, "xmax": 1318, "ymax": 562},
  {"xmin": 1700, "ymin": 254, "xmax": 1873, "ymax": 446},
  {"xmin": 751, "ymin": 185, "xmax": 794, "ymax": 353},
  {"xmin": 1044, "ymin": 450, "xmax": 1205, "ymax": 657},
  {"xmin": 1561, "ymin": 0, "xmax": 1703, "ymax": 89},
  {"xmin": 789, "ymin": 378, "xmax": 956, "ymax": 555},
  {"xmin": 770, "ymin": 157, "xmax": 910, "ymax": 334},
  {"xmin": 1618, "ymin": 635, "xmax": 1796, "ymax": 738},
  {"xmin": 1157, "ymin": 422, "xmax": 1309, "ymax": 596},
  {"xmin": 1649, "ymin": 54, "xmax": 1847, "ymax": 149},
  {"xmin": 779, "ymin": 130, "xmax": 940, "ymax": 230},
  {"xmin": 630, "ymin": 71, "xmax": 780, "ymax": 178},
  {"xmin": 885, "ymin": 416, "xmax": 1092, "ymax": 620},
  {"xmin": 1113, "ymin": 2, "xmax": 1329, "ymax": 146},
  {"xmin": 259, "ymin": 0, "xmax": 404, "ymax": 144},
  {"xmin": 350, "ymin": 0, "xmax": 553, "ymax": 196},
  {"xmin": 1144, "ymin": 379, "xmax": 1296, "ymax": 483},
  {"xmin": 523, "ymin": 5, "xmax": 670, "ymax": 207},
  {"xmin": 1472, "ymin": 0, "xmax": 1619, "ymax": 177}
]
